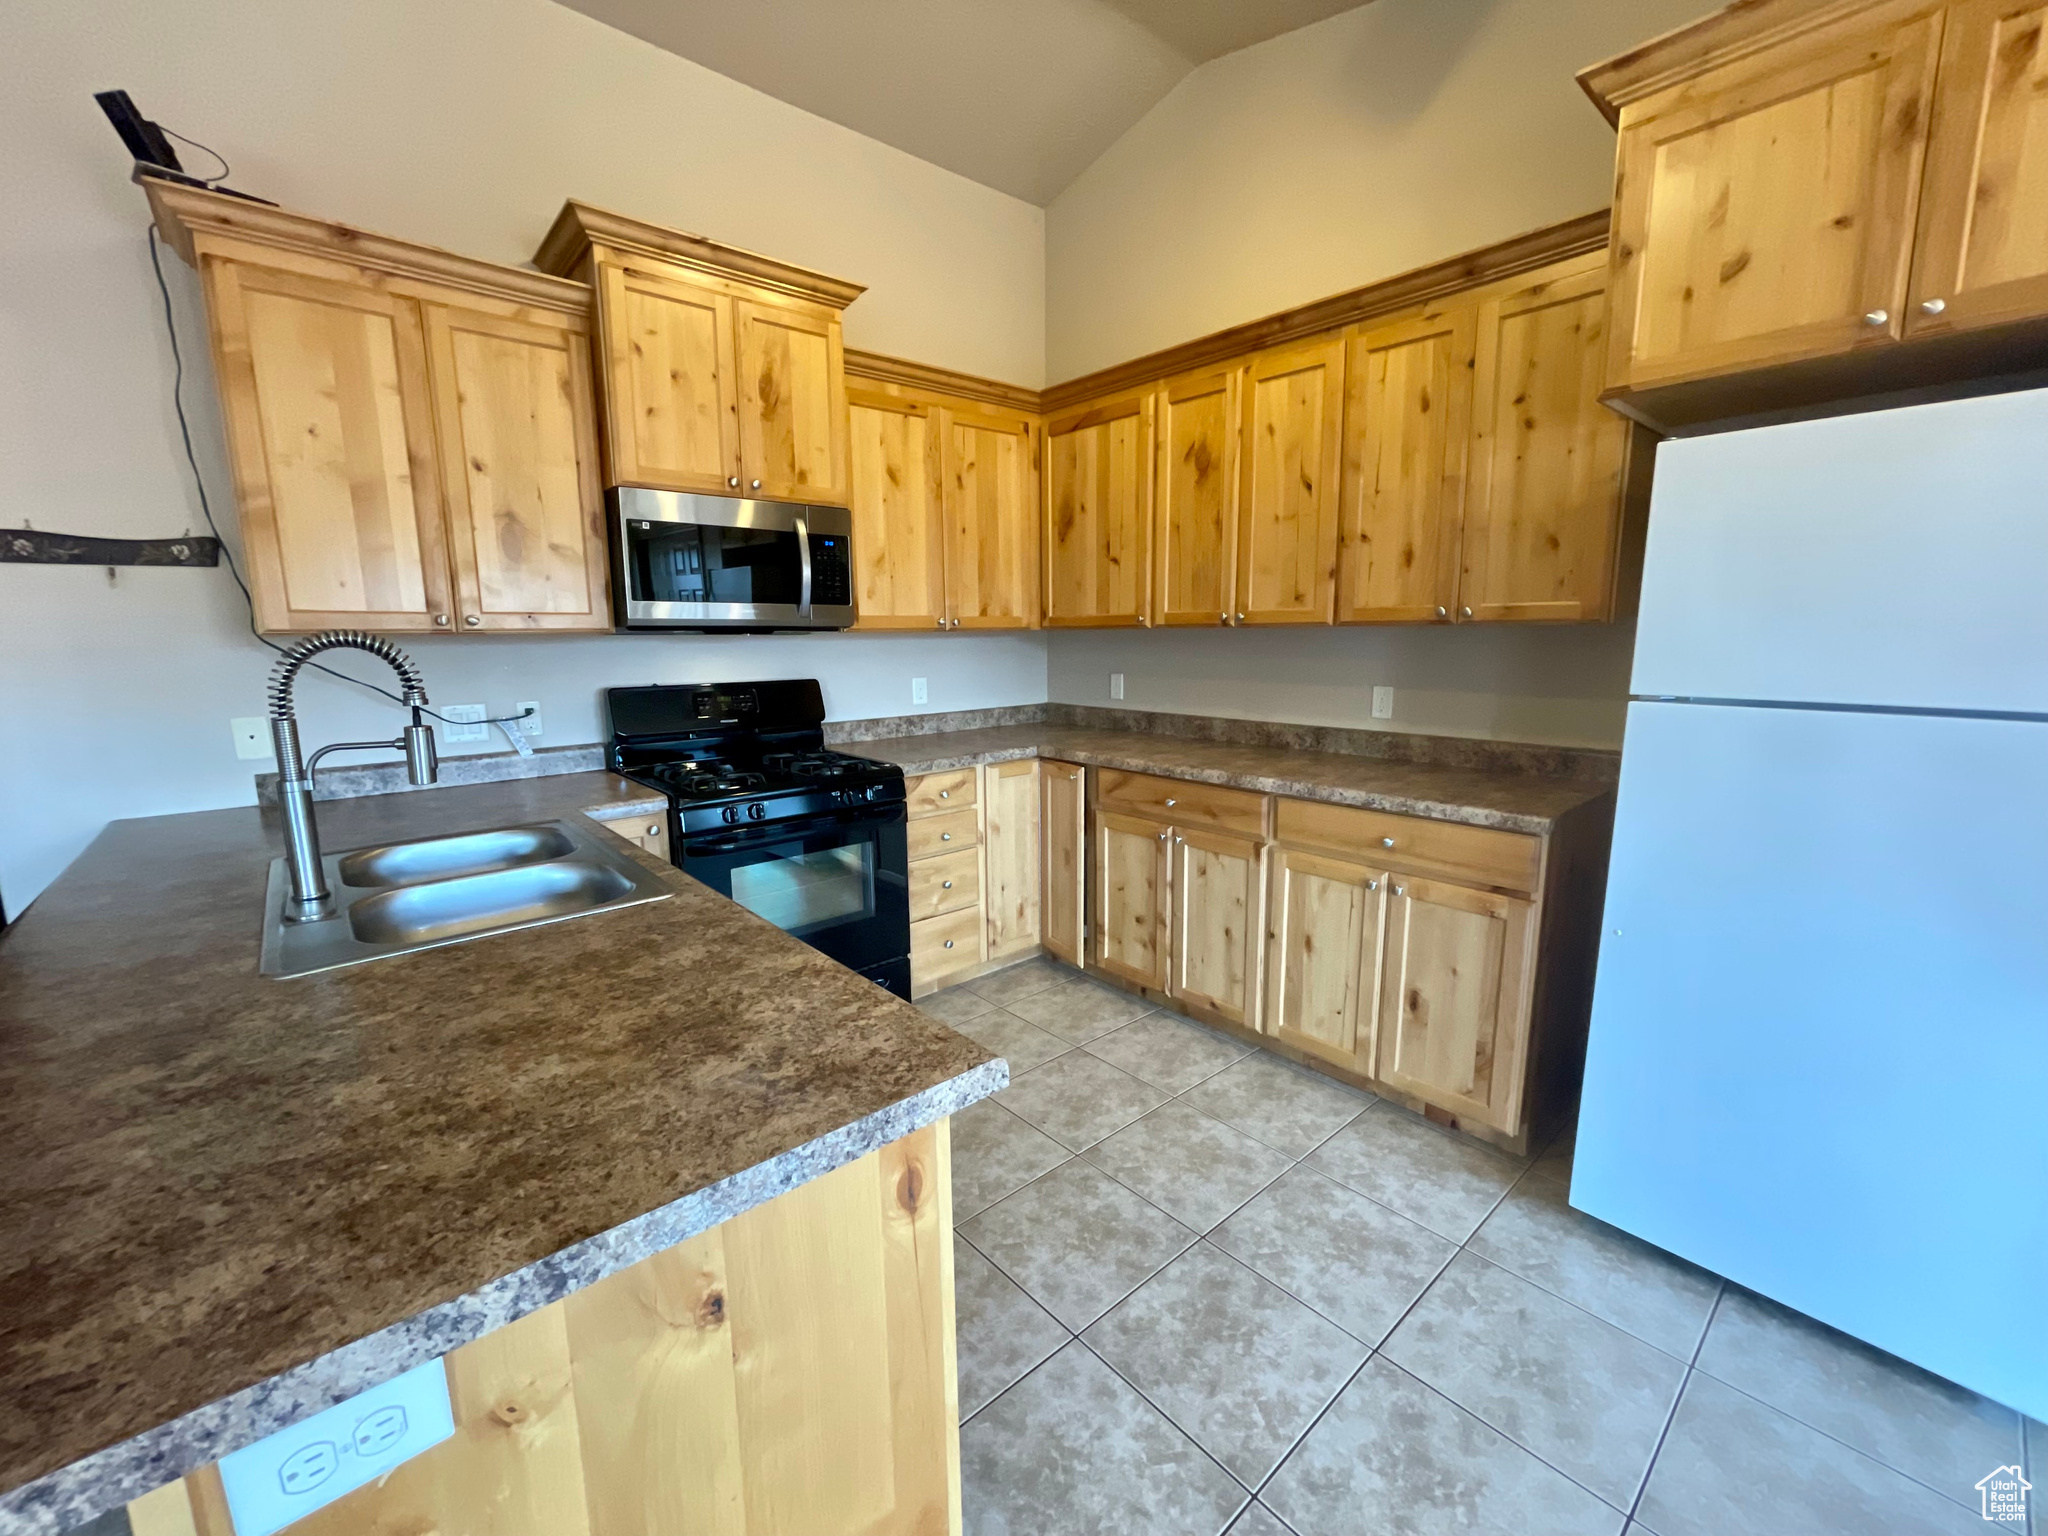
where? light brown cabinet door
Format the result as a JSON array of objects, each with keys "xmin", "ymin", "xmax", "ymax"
[
  {"xmin": 1093, "ymin": 809, "xmax": 1170, "ymax": 991},
  {"xmin": 1605, "ymin": 0, "xmax": 1944, "ymax": 389},
  {"xmin": 1044, "ymin": 394, "xmax": 1152, "ymax": 626},
  {"xmin": 424, "ymin": 304, "xmax": 609, "ymax": 631},
  {"xmin": 596, "ymin": 263, "xmax": 741, "ymax": 494},
  {"xmin": 984, "ymin": 760, "xmax": 1043, "ymax": 962},
  {"xmin": 1908, "ymin": 0, "xmax": 2048, "ymax": 334},
  {"xmin": 944, "ymin": 407, "xmax": 1039, "ymax": 629},
  {"xmin": 1264, "ymin": 846, "xmax": 1387, "ymax": 1073},
  {"xmin": 1462, "ymin": 262, "xmax": 1633, "ymax": 623},
  {"xmin": 847, "ymin": 391, "xmax": 945, "ymax": 630},
  {"xmin": 202, "ymin": 259, "xmax": 452, "ymax": 633},
  {"xmin": 1375, "ymin": 873, "xmax": 1533, "ymax": 1133},
  {"xmin": 1151, "ymin": 367, "xmax": 1239, "ymax": 626},
  {"xmin": 1237, "ymin": 337, "xmax": 1344, "ymax": 625},
  {"xmin": 1337, "ymin": 307, "xmax": 1473, "ymax": 624},
  {"xmin": 1042, "ymin": 760, "xmax": 1087, "ymax": 966},
  {"xmin": 734, "ymin": 297, "xmax": 849, "ymax": 505},
  {"xmin": 1168, "ymin": 826, "xmax": 1265, "ymax": 1029}
]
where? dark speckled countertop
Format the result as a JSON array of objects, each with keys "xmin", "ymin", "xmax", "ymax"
[
  {"xmin": 0, "ymin": 773, "xmax": 1002, "ymax": 1534},
  {"xmin": 842, "ymin": 724, "xmax": 1611, "ymax": 834}
]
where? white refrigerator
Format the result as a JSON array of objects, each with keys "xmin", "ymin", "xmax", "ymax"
[{"xmin": 1574, "ymin": 388, "xmax": 2048, "ymax": 1419}]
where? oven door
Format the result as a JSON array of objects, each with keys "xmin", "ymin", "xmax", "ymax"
[
  {"xmin": 680, "ymin": 805, "xmax": 909, "ymax": 978},
  {"xmin": 613, "ymin": 488, "xmax": 854, "ymax": 629}
]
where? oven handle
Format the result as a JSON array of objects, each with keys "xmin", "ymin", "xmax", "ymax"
[
  {"xmin": 686, "ymin": 802, "xmax": 900, "ymax": 854},
  {"xmin": 795, "ymin": 511, "xmax": 813, "ymax": 616}
]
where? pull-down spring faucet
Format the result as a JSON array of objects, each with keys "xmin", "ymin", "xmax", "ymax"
[{"xmin": 268, "ymin": 631, "xmax": 439, "ymax": 921}]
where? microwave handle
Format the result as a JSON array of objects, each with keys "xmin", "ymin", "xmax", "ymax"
[{"xmin": 795, "ymin": 511, "xmax": 813, "ymax": 616}]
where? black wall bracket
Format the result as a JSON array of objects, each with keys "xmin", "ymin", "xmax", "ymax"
[{"xmin": 1, "ymin": 528, "xmax": 220, "ymax": 567}]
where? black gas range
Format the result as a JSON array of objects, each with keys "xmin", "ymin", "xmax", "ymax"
[{"xmin": 606, "ymin": 680, "xmax": 911, "ymax": 997}]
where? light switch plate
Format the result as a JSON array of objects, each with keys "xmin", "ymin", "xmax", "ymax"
[
  {"xmin": 230, "ymin": 717, "xmax": 272, "ymax": 761},
  {"xmin": 513, "ymin": 700, "xmax": 543, "ymax": 737},
  {"xmin": 1110, "ymin": 673, "xmax": 1125, "ymax": 701},
  {"xmin": 1372, "ymin": 686, "xmax": 1394, "ymax": 720},
  {"xmin": 439, "ymin": 704, "xmax": 489, "ymax": 745},
  {"xmin": 217, "ymin": 1359, "xmax": 454, "ymax": 1536},
  {"xmin": 911, "ymin": 677, "xmax": 928, "ymax": 706}
]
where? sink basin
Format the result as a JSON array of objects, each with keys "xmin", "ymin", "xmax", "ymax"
[
  {"xmin": 348, "ymin": 859, "xmax": 637, "ymax": 945},
  {"xmin": 337, "ymin": 824, "xmax": 577, "ymax": 888},
  {"xmin": 261, "ymin": 817, "xmax": 670, "ymax": 978}
]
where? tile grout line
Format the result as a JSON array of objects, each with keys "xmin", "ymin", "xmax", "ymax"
[
  {"xmin": 949, "ymin": 1225, "xmax": 1076, "ymax": 1428},
  {"xmin": 1070, "ymin": 1331, "xmax": 1261, "ymax": 1519},
  {"xmin": 1620, "ymin": 1279, "xmax": 1724, "ymax": 1532}
]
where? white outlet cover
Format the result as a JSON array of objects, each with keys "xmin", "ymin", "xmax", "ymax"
[
  {"xmin": 513, "ymin": 700, "xmax": 543, "ymax": 736},
  {"xmin": 439, "ymin": 704, "xmax": 489, "ymax": 745},
  {"xmin": 1110, "ymin": 673, "xmax": 1125, "ymax": 701},
  {"xmin": 1372, "ymin": 685, "xmax": 1394, "ymax": 720},
  {"xmin": 911, "ymin": 677, "xmax": 928, "ymax": 706},
  {"xmin": 230, "ymin": 717, "xmax": 272, "ymax": 761},
  {"xmin": 217, "ymin": 1359, "xmax": 454, "ymax": 1536}
]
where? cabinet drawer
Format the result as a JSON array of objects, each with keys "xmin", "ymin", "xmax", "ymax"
[
  {"xmin": 910, "ymin": 848, "xmax": 981, "ymax": 921},
  {"xmin": 907, "ymin": 769, "xmax": 977, "ymax": 818},
  {"xmin": 908, "ymin": 807, "xmax": 980, "ymax": 861},
  {"xmin": 912, "ymin": 905, "xmax": 983, "ymax": 985},
  {"xmin": 1275, "ymin": 798, "xmax": 1540, "ymax": 894},
  {"xmin": 1096, "ymin": 770, "xmax": 1268, "ymax": 836}
]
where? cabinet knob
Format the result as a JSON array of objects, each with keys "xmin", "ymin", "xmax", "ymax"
[
  {"xmin": 1366, "ymin": 880, "xmax": 1379, "ymax": 891},
  {"xmin": 936, "ymin": 617, "xmax": 947, "ymax": 628},
  {"xmin": 944, "ymin": 939, "xmax": 955, "ymax": 949},
  {"xmin": 647, "ymin": 824, "xmax": 661, "ymax": 837},
  {"xmin": 1863, "ymin": 309, "xmax": 1890, "ymax": 327},
  {"xmin": 1458, "ymin": 606, "xmax": 1473, "ymax": 620},
  {"xmin": 939, "ymin": 789, "xmax": 949, "ymax": 798},
  {"xmin": 1394, "ymin": 885, "xmax": 1406, "ymax": 896},
  {"xmin": 1138, "ymin": 615, "xmax": 1150, "ymax": 626},
  {"xmin": 1164, "ymin": 798, "xmax": 1176, "ymax": 807},
  {"xmin": 728, "ymin": 476, "xmax": 740, "ymax": 488},
  {"xmin": 463, "ymin": 615, "xmax": 481, "ymax": 627},
  {"xmin": 951, "ymin": 617, "xmax": 962, "ymax": 629},
  {"xmin": 433, "ymin": 613, "xmax": 449, "ymax": 627},
  {"xmin": 942, "ymin": 880, "xmax": 953, "ymax": 889},
  {"xmin": 1434, "ymin": 606, "xmax": 1447, "ymax": 620},
  {"xmin": 750, "ymin": 479, "xmax": 762, "ymax": 490},
  {"xmin": 1157, "ymin": 830, "xmax": 1168, "ymax": 841},
  {"xmin": 1920, "ymin": 297, "xmax": 1947, "ymax": 316},
  {"xmin": 1220, "ymin": 612, "xmax": 1229, "ymax": 624},
  {"xmin": 1235, "ymin": 612, "xmax": 1246, "ymax": 623},
  {"xmin": 1381, "ymin": 836, "xmax": 1395, "ymax": 848},
  {"xmin": 940, "ymin": 832, "xmax": 952, "ymax": 841}
]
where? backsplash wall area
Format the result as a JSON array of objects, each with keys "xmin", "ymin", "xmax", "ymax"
[{"xmin": 1045, "ymin": 623, "xmax": 1637, "ymax": 749}]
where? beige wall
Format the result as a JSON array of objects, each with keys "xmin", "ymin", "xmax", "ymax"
[
  {"xmin": 1047, "ymin": 624, "xmax": 1637, "ymax": 748},
  {"xmin": 0, "ymin": 0, "xmax": 1047, "ymax": 912},
  {"xmin": 1043, "ymin": 0, "xmax": 1708, "ymax": 381}
]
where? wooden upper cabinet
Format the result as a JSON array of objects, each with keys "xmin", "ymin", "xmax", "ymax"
[
  {"xmin": 147, "ymin": 181, "xmax": 607, "ymax": 634},
  {"xmin": 1375, "ymin": 873, "xmax": 1534, "ymax": 1134},
  {"xmin": 847, "ymin": 390, "xmax": 945, "ymax": 629},
  {"xmin": 1044, "ymin": 393, "xmax": 1152, "ymax": 626},
  {"xmin": 536, "ymin": 201, "xmax": 863, "ymax": 501},
  {"xmin": 944, "ymin": 406, "xmax": 1039, "ymax": 629},
  {"xmin": 424, "ymin": 304, "xmax": 608, "ymax": 630},
  {"xmin": 1237, "ymin": 337, "xmax": 1344, "ymax": 625},
  {"xmin": 1599, "ymin": 0, "xmax": 1944, "ymax": 393},
  {"xmin": 1337, "ymin": 307, "xmax": 1473, "ymax": 624},
  {"xmin": 597, "ymin": 263, "xmax": 740, "ymax": 494},
  {"xmin": 1463, "ymin": 259, "xmax": 1640, "ymax": 623},
  {"xmin": 1909, "ymin": 0, "xmax": 2048, "ymax": 333},
  {"xmin": 734, "ymin": 297, "xmax": 850, "ymax": 504},
  {"xmin": 1151, "ymin": 367, "xmax": 1240, "ymax": 627}
]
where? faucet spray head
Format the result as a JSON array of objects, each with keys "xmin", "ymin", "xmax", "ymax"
[{"xmin": 403, "ymin": 709, "xmax": 439, "ymax": 787}]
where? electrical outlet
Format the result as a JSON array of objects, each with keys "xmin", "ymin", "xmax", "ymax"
[
  {"xmin": 513, "ymin": 701, "xmax": 543, "ymax": 737},
  {"xmin": 439, "ymin": 704, "xmax": 489, "ymax": 745},
  {"xmin": 230, "ymin": 717, "xmax": 272, "ymax": 761},
  {"xmin": 1110, "ymin": 673, "xmax": 1125, "ymax": 701},
  {"xmin": 1371, "ymin": 686, "xmax": 1394, "ymax": 720},
  {"xmin": 911, "ymin": 677, "xmax": 928, "ymax": 706}
]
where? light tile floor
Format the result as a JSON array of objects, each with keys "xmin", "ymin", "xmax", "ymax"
[{"xmin": 934, "ymin": 959, "xmax": 2042, "ymax": 1536}]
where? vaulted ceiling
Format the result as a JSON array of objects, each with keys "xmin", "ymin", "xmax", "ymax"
[{"xmin": 553, "ymin": 0, "xmax": 1375, "ymax": 205}]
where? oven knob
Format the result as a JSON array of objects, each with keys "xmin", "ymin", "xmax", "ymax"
[
  {"xmin": 866, "ymin": 784, "xmax": 882, "ymax": 801},
  {"xmin": 747, "ymin": 802, "xmax": 766, "ymax": 820},
  {"xmin": 721, "ymin": 806, "xmax": 740, "ymax": 825}
]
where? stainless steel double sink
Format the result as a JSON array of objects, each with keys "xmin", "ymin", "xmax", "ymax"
[{"xmin": 260, "ymin": 818, "xmax": 670, "ymax": 978}]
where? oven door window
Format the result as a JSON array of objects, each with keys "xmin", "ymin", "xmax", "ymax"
[
  {"xmin": 625, "ymin": 520, "xmax": 803, "ymax": 606},
  {"xmin": 729, "ymin": 842, "xmax": 873, "ymax": 934}
]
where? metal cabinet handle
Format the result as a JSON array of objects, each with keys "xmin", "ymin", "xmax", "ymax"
[
  {"xmin": 1920, "ymin": 298, "xmax": 1946, "ymax": 316},
  {"xmin": 433, "ymin": 613, "xmax": 449, "ymax": 627},
  {"xmin": 940, "ymin": 832, "xmax": 952, "ymax": 841},
  {"xmin": 1434, "ymin": 606, "xmax": 1447, "ymax": 620},
  {"xmin": 1139, "ymin": 615, "xmax": 1150, "ymax": 626},
  {"xmin": 951, "ymin": 618, "xmax": 962, "ymax": 629},
  {"xmin": 944, "ymin": 939, "xmax": 955, "ymax": 949},
  {"xmin": 1157, "ymin": 830, "xmax": 1168, "ymax": 841},
  {"xmin": 1458, "ymin": 606, "xmax": 1473, "ymax": 620},
  {"xmin": 1366, "ymin": 880, "xmax": 1379, "ymax": 891},
  {"xmin": 1864, "ymin": 309, "xmax": 1890, "ymax": 327},
  {"xmin": 750, "ymin": 478, "xmax": 762, "ymax": 490},
  {"xmin": 939, "ymin": 789, "xmax": 949, "ymax": 798},
  {"xmin": 1394, "ymin": 885, "xmax": 1406, "ymax": 896},
  {"xmin": 728, "ymin": 476, "xmax": 740, "ymax": 488},
  {"xmin": 1235, "ymin": 612, "xmax": 1245, "ymax": 623},
  {"xmin": 1165, "ymin": 798, "xmax": 1176, "ymax": 807},
  {"xmin": 1381, "ymin": 836, "xmax": 1395, "ymax": 848},
  {"xmin": 942, "ymin": 880, "xmax": 953, "ymax": 889},
  {"xmin": 935, "ymin": 617, "xmax": 946, "ymax": 629},
  {"xmin": 463, "ymin": 615, "xmax": 481, "ymax": 627},
  {"xmin": 1220, "ymin": 612, "xmax": 1229, "ymax": 624},
  {"xmin": 646, "ymin": 824, "xmax": 661, "ymax": 837}
]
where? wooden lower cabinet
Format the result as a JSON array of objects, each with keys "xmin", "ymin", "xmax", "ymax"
[
  {"xmin": 906, "ymin": 763, "xmax": 1044, "ymax": 996},
  {"xmin": 1167, "ymin": 826, "xmax": 1265, "ymax": 1028},
  {"xmin": 596, "ymin": 813, "xmax": 669, "ymax": 860},
  {"xmin": 1264, "ymin": 845, "xmax": 1388, "ymax": 1073},
  {"xmin": 1040, "ymin": 761, "xmax": 1087, "ymax": 966},
  {"xmin": 128, "ymin": 1123, "xmax": 961, "ymax": 1536},
  {"xmin": 1092, "ymin": 809, "xmax": 1172, "ymax": 990}
]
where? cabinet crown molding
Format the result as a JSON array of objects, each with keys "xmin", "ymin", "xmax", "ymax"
[
  {"xmin": 142, "ymin": 177, "xmax": 593, "ymax": 315},
  {"xmin": 843, "ymin": 349, "xmax": 1042, "ymax": 414},
  {"xmin": 1577, "ymin": 0, "xmax": 1922, "ymax": 125},
  {"xmin": 534, "ymin": 199, "xmax": 866, "ymax": 309}
]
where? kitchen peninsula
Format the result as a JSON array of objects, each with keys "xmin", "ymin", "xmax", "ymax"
[{"xmin": 0, "ymin": 774, "xmax": 1003, "ymax": 1535}]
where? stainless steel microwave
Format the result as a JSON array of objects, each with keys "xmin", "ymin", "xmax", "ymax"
[{"xmin": 610, "ymin": 488, "xmax": 856, "ymax": 631}]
